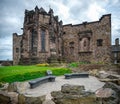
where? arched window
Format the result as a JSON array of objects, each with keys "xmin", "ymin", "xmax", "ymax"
[
  {"xmin": 41, "ymin": 30, "xmax": 46, "ymax": 51},
  {"xmin": 31, "ymin": 29, "xmax": 38, "ymax": 56}
]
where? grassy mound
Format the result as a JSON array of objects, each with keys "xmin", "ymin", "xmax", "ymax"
[{"xmin": 0, "ymin": 65, "xmax": 71, "ymax": 83}]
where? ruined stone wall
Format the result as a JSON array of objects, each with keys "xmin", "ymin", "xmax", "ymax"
[
  {"xmin": 13, "ymin": 33, "xmax": 22, "ymax": 65},
  {"xmin": 63, "ymin": 14, "xmax": 111, "ymax": 63}
]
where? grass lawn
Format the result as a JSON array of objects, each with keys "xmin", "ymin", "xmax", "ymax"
[{"xmin": 0, "ymin": 65, "xmax": 71, "ymax": 83}]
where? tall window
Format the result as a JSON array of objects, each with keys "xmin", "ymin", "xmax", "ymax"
[
  {"xmin": 31, "ymin": 29, "xmax": 37, "ymax": 56},
  {"xmin": 41, "ymin": 30, "xmax": 46, "ymax": 51},
  {"xmin": 31, "ymin": 30, "xmax": 37, "ymax": 48},
  {"xmin": 31, "ymin": 29, "xmax": 34, "ymax": 49}
]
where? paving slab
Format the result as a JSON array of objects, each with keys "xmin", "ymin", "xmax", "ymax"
[{"xmin": 24, "ymin": 76, "xmax": 104, "ymax": 100}]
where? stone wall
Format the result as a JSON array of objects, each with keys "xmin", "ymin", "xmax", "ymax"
[
  {"xmin": 13, "ymin": 33, "xmax": 22, "ymax": 65},
  {"xmin": 51, "ymin": 84, "xmax": 97, "ymax": 104},
  {"xmin": 63, "ymin": 14, "xmax": 111, "ymax": 63},
  {"xmin": 0, "ymin": 82, "xmax": 119, "ymax": 104},
  {"xmin": 13, "ymin": 6, "xmax": 111, "ymax": 65},
  {"xmin": 13, "ymin": 6, "xmax": 63, "ymax": 65}
]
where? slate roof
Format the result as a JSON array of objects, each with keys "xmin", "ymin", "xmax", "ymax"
[{"xmin": 112, "ymin": 45, "xmax": 120, "ymax": 52}]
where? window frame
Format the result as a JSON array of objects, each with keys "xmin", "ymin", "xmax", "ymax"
[
  {"xmin": 97, "ymin": 39, "xmax": 103, "ymax": 46},
  {"xmin": 41, "ymin": 29, "xmax": 46, "ymax": 52}
]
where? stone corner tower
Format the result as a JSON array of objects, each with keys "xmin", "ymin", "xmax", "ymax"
[{"xmin": 13, "ymin": 6, "xmax": 63, "ymax": 65}]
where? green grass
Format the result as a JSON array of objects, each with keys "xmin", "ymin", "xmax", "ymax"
[
  {"xmin": 68, "ymin": 61, "xmax": 90, "ymax": 68},
  {"xmin": 0, "ymin": 65, "xmax": 71, "ymax": 83},
  {"xmin": 69, "ymin": 62, "xmax": 79, "ymax": 67}
]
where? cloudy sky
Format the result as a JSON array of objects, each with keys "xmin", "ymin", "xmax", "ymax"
[{"xmin": 0, "ymin": 0, "xmax": 120, "ymax": 60}]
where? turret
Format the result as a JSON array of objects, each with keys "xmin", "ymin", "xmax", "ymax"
[
  {"xmin": 39, "ymin": 7, "xmax": 47, "ymax": 14},
  {"xmin": 35, "ymin": 6, "xmax": 39, "ymax": 13},
  {"xmin": 48, "ymin": 8, "xmax": 54, "ymax": 15},
  {"xmin": 59, "ymin": 20, "xmax": 63, "ymax": 26},
  {"xmin": 35, "ymin": 6, "xmax": 39, "ymax": 11}
]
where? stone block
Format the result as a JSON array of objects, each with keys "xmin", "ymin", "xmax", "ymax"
[
  {"xmin": 51, "ymin": 84, "xmax": 98, "ymax": 104},
  {"xmin": 0, "ymin": 91, "xmax": 18, "ymax": 104},
  {"xmin": 61, "ymin": 84, "xmax": 85, "ymax": 94},
  {"xmin": 18, "ymin": 94, "xmax": 45, "ymax": 104}
]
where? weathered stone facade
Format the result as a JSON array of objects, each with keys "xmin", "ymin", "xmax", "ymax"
[
  {"xmin": 63, "ymin": 14, "xmax": 111, "ymax": 63},
  {"xmin": 13, "ymin": 6, "xmax": 111, "ymax": 65}
]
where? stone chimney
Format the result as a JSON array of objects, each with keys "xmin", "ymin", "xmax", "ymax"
[{"xmin": 115, "ymin": 38, "xmax": 119, "ymax": 46}]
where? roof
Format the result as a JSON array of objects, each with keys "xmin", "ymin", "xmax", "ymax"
[
  {"xmin": 39, "ymin": 7, "xmax": 47, "ymax": 14},
  {"xmin": 112, "ymin": 45, "xmax": 120, "ymax": 52}
]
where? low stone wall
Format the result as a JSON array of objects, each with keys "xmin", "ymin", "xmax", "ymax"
[
  {"xmin": 0, "ymin": 82, "xmax": 46, "ymax": 104},
  {"xmin": 0, "ymin": 91, "xmax": 18, "ymax": 104},
  {"xmin": 51, "ymin": 84, "xmax": 120, "ymax": 104},
  {"xmin": 18, "ymin": 94, "xmax": 45, "ymax": 104},
  {"xmin": 51, "ymin": 84, "xmax": 97, "ymax": 104},
  {"xmin": 0, "ymin": 79, "xmax": 120, "ymax": 104}
]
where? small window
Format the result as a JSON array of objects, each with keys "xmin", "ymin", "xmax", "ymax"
[
  {"xmin": 97, "ymin": 39, "xmax": 103, "ymax": 46},
  {"xmin": 69, "ymin": 42, "xmax": 74, "ymax": 47},
  {"xmin": 16, "ymin": 48, "xmax": 19, "ymax": 53}
]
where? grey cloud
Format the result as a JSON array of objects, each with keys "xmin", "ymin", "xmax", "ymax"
[
  {"xmin": 61, "ymin": 0, "xmax": 69, "ymax": 5},
  {"xmin": 0, "ymin": 23, "xmax": 22, "ymax": 38},
  {"xmin": 0, "ymin": 51, "xmax": 12, "ymax": 60},
  {"xmin": 0, "ymin": 43, "xmax": 12, "ymax": 49},
  {"xmin": 0, "ymin": 55, "xmax": 12, "ymax": 60},
  {"xmin": 68, "ymin": 1, "xmax": 91, "ymax": 22},
  {"xmin": 117, "ymin": 29, "xmax": 120, "ymax": 33},
  {"xmin": 0, "ymin": 45, "xmax": 12, "ymax": 60},
  {"xmin": 0, "ymin": 37, "xmax": 12, "ymax": 60},
  {"xmin": 0, "ymin": 1, "xmax": 24, "ymax": 38}
]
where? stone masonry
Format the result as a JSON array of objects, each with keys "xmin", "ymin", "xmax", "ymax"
[{"xmin": 13, "ymin": 6, "xmax": 111, "ymax": 65}]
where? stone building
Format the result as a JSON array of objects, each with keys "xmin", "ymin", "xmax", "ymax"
[
  {"xmin": 13, "ymin": 6, "xmax": 111, "ymax": 65},
  {"xmin": 112, "ymin": 38, "xmax": 120, "ymax": 64}
]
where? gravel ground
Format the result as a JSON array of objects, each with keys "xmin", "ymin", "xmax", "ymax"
[{"xmin": 25, "ymin": 76, "xmax": 105, "ymax": 100}]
